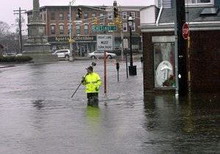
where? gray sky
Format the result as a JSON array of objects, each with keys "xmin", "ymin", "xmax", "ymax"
[{"xmin": 0, "ymin": 0, "xmax": 149, "ymax": 32}]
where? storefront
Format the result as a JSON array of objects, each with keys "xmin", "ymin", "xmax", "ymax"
[{"xmin": 48, "ymin": 36, "xmax": 97, "ymax": 56}]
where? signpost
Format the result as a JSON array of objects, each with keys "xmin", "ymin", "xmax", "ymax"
[
  {"xmin": 92, "ymin": 25, "xmax": 117, "ymax": 32},
  {"xmin": 96, "ymin": 34, "xmax": 113, "ymax": 96},
  {"xmin": 97, "ymin": 34, "xmax": 113, "ymax": 51},
  {"xmin": 182, "ymin": 23, "xmax": 189, "ymax": 40}
]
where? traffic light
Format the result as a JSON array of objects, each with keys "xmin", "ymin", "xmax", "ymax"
[
  {"xmin": 77, "ymin": 8, "xmax": 82, "ymax": 19},
  {"xmin": 113, "ymin": 7, "xmax": 118, "ymax": 18}
]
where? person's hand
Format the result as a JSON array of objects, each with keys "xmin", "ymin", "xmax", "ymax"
[{"xmin": 95, "ymin": 86, "xmax": 99, "ymax": 91}]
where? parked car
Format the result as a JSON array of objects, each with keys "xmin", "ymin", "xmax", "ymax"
[
  {"xmin": 88, "ymin": 51, "xmax": 116, "ymax": 59},
  {"xmin": 52, "ymin": 49, "xmax": 71, "ymax": 60}
]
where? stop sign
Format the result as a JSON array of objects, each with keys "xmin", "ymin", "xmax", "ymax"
[{"xmin": 182, "ymin": 23, "xmax": 189, "ymax": 40}]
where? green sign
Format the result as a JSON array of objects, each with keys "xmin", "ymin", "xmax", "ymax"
[{"xmin": 92, "ymin": 25, "xmax": 117, "ymax": 32}]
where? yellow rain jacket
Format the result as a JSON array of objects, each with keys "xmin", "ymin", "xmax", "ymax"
[{"xmin": 82, "ymin": 72, "xmax": 102, "ymax": 93}]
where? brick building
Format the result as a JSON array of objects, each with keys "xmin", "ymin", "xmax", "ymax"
[
  {"xmin": 141, "ymin": 0, "xmax": 220, "ymax": 95},
  {"xmin": 26, "ymin": 5, "xmax": 143, "ymax": 56}
]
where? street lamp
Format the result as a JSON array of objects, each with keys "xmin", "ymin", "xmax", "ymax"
[
  {"xmin": 128, "ymin": 14, "xmax": 137, "ymax": 76},
  {"xmin": 68, "ymin": 0, "xmax": 75, "ymax": 61}
]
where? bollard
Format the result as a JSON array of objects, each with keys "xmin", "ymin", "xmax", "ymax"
[{"xmin": 116, "ymin": 62, "xmax": 120, "ymax": 82}]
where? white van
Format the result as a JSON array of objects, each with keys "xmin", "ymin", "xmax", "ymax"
[{"xmin": 52, "ymin": 49, "xmax": 71, "ymax": 60}]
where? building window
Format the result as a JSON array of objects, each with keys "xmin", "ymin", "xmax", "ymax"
[
  {"xmin": 108, "ymin": 12, "xmax": 113, "ymax": 20},
  {"xmin": 59, "ymin": 13, "xmax": 64, "ymax": 20},
  {"xmin": 44, "ymin": 14, "xmax": 46, "ymax": 22},
  {"xmin": 59, "ymin": 25, "xmax": 64, "ymax": 34},
  {"xmin": 84, "ymin": 13, "xmax": 88, "ymax": 19},
  {"xmin": 50, "ymin": 25, "xmax": 56, "ymax": 34},
  {"xmin": 130, "ymin": 12, "xmax": 135, "ymax": 19},
  {"xmin": 132, "ymin": 23, "xmax": 135, "ymax": 32},
  {"xmin": 76, "ymin": 14, "xmax": 81, "ymax": 20},
  {"xmin": 51, "ymin": 12, "xmax": 56, "ymax": 20},
  {"xmin": 154, "ymin": 42, "xmax": 175, "ymax": 88},
  {"xmin": 92, "ymin": 13, "xmax": 96, "ymax": 17},
  {"xmin": 76, "ymin": 24, "xmax": 81, "ymax": 35},
  {"xmin": 123, "ymin": 23, "xmax": 127, "ymax": 32},
  {"xmin": 122, "ymin": 12, "xmax": 127, "ymax": 20},
  {"xmin": 100, "ymin": 13, "xmax": 104, "ymax": 22},
  {"xmin": 84, "ymin": 24, "xmax": 89, "ymax": 35},
  {"xmin": 68, "ymin": 23, "xmax": 72, "ymax": 35},
  {"xmin": 67, "ymin": 13, "xmax": 70, "ymax": 20},
  {"xmin": 185, "ymin": 0, "xmax": 213, "ymax": 5}
]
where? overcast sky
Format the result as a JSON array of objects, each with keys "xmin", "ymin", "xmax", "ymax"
[{"xmin": 0, "ymin": 0, "xmax": 149, "ymax": 32}]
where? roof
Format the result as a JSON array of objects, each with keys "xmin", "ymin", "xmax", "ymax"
[
  {"xmin": 159, "ymin": 7, "xmax": 220, "ymax": 23},
  {"xmin": 26, "ymin": 5, "xmax": 145, "ymax": 13},
  {"xmin": 141, "ymin": 6, "xmax": 220, "ymax": 32}
]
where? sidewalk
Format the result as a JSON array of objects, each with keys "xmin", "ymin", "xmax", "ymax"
[{"xmin": 74, "ymin": 53, "xmax": 143, "ymax": 62}]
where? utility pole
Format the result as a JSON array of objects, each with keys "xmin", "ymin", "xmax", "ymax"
[
  {"xmin": 68, "ymin": 0, "xmax": 75, "ymax": 61},
  {"xmin": 14, "ymin": 7, "xmax": 26, "ymax": 54},
  {"xmin": 174, "ymin": 0, "xmax": 188, "ymax": 96}
]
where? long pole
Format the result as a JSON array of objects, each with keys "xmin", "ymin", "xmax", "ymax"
[
  {"xmin": 104, "ymin": 51, "xmax": 107, "ymax": 95},
  {"xmin": 13, "ymin": 8, "xmax": 26, "ymax": 54},
  {"xmin": 71, "ymin": 82, "xmax": 82, "ymax": 98},
  {"xmin": 69, "ymin": 1, "xmax": 73, "ymax": 61},
  {"xmin": 129, "ymin": 26, "xmax": 133, "ymax": 67},
  {"xmin": 175, "ymin": 0, "xmax": 188, "ymax": 96},
  {"xmin": 125, "ymin": 53, "xmax": 128, "ymax": 78},
  {"xmin": 174, "ymin": 0, "xmax": 179, "ymax": 97},
  {"xmin": 120, "ymin": 31, "xmax": 124, "ymax": 61},
  {"xmin": 18, "ymin": 8, "xmax": 23, "ymax": 54}
]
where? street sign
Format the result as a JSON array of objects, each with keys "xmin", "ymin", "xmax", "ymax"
[
  {"xmin": 182, "ymin": 23, "xmax": 190, "ymax": 40},
  {"xmin": 97, "ymin": 35, "xmax": 113, "ymax": 51},
  {"xmin": 92, "ymin": 25, "xmax": 117, "ymax": 32}
]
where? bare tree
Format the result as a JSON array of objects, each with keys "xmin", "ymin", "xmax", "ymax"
[
  {"xmin": 0, "ymin": 21, "xmax": 19, "ymax": 53},
  {"xmin": 0, "ymin": 21, "xmax": 10, "ymax": 36}
]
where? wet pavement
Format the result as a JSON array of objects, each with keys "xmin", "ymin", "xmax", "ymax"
[{"xmin": 0, "ymin": 60, "xmax": 219, "ymax": 154}]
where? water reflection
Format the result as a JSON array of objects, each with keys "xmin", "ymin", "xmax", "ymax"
[
  {"xmin": 85, "ymin": 106, "xmax": 101, "ymax": 130},
  {"xmin": 32, "ymin": 100, "xmax": 45, "ymax": 110},
  {"xmin": 143, "ymin": 94, "xmax": 220, "ymax": 153}
]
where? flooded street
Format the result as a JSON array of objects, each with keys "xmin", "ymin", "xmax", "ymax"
[{"xmin": 0, "ymin": 60, "xmax": 219, "ymax": 154}]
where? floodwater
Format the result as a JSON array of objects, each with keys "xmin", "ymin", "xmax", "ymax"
[{"xmin": 0, "ymin": 60, "xmax": 219, "ymax": 154}]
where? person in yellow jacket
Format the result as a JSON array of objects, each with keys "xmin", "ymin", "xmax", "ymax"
[{"xmin": 81, "ymin": 66, "xmax": 102, "ymax": 107}]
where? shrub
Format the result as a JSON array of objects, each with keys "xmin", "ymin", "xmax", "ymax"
[{"xmin": 0, "ymin": 56, "xmax": 32, "ymax": 63}]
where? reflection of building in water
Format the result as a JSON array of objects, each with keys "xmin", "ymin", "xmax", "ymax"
[{"xmin": 182, "ymin": 98, "xmax": 195, "ymax": 133}]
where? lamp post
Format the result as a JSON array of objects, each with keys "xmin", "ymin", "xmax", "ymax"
[
  {"xmin": 68, "ymin": 0, "xmax": 75, "ymax": 61},
  {"xmin": 128, "ymin": 14, "xmax": 137, "ymax": 76}
]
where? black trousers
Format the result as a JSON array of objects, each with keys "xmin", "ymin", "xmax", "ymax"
[{"xmin": 87, "ymin": 93, "xmax": 99, "ymax": 107}]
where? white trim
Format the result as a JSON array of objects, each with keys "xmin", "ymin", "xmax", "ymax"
[
  {"xmin": 152, "ymin": 36, "xmax": 175, "ymax": 43},
  {"xmin": 189, "ymin": 21, "xmax": 220, "ymax": 24},
  {"xmin": 185, "ymin": 0, "xmax": 214, "ymax": 6},
  {"xmin": 156, "ymin": 0, "xmax": 163, "ymax": 26},
  {"xmin": 141, "ymin": 28, "xmax": 174, "ymax": 32}
]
